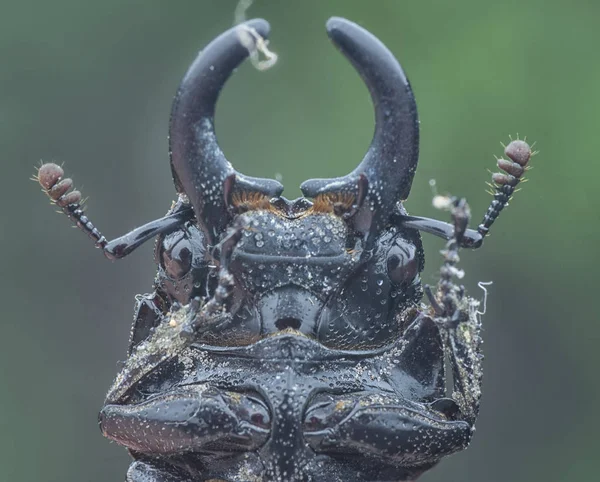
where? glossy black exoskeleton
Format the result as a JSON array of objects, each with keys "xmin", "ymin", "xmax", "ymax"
[{"xmin": 36, "ymin": 17, "xmax": 534, "ymax": 482}]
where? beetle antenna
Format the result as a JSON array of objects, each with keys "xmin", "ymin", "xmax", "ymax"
[
  {"xmin": 35, "ymin": 162, "xmax": 194, "ymax": 260},
  {"xmin": 393, "ymin": 138, "xmax": 535, "ymax": 249},
  {"xmin": 476, "ymin": 139, "xmax": 534, "ymax": 239},
  {"xmin": 36, "ymin": 163, "xmax": 108, "ymax": 250}
]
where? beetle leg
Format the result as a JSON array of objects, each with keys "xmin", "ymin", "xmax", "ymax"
[
  {"xmin": 100, "ymin": 386, "xmax": 270, "ymax": 455},
  {"xmin": 127, "ymin": 292, "xmax": 168, "ymax": 356},
  {"xmin": 106, "ymin": 225, "xmax": 242, "ymax": 403},
  {"xmin": 188, "ymin": 220, "xmax": 242, "ymax": 325},
  {"xmin": 437, "ymin": 306, "xmax": 482, "ymax": 426},
  {"xmin": 105, "ymin": 295, "xmax": 230, "ymax": 404},
  {"xmin": 125, "ymin": 460, "xmax": 193, "ymax": 482},
  {"xmin": 424, "ymin": 197, "xmax": 483, "ymax": 425}
]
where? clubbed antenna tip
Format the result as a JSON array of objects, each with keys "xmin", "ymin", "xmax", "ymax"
[
  {"xmin": 35, "ymin": 162, "xmax": 108, "ymax": 249},
  {"xmin": 478, "ymin": 139, "xmax": 535, "ymax": 239},
  {"xmin": 492, "ymin": 139, "xmax": 532, "ymax": 187}
]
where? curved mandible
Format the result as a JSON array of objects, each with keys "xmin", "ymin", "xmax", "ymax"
[
  {"xmin": 301, "ymin": 17, "xmax": 419, "ymax": 234},
  {"xmin": 169, "ymin": 19, "xmax": 283, "ymax": 242}
]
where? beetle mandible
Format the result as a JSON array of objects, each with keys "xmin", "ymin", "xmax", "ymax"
[{"xmin": 35, "ymin": 17, "xmax": 534, "ymax": 482}]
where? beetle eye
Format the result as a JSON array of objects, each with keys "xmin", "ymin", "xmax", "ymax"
[
  {"xmin": 387, "ymin": 242, "xmax": 418, "ymax": 285},
  {"xmin": 160, "ymin": 234, "xmax": 193, "ymax": 279}
]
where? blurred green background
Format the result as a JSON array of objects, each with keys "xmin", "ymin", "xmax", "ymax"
[{"xmin": 1, "ymin": 0, "xmax": 598, "ymax": 481}]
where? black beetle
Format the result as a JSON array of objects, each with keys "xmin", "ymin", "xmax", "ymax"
[{"xmin": 36, "ymin": 17, "xmax": 534, "ymax": 482}]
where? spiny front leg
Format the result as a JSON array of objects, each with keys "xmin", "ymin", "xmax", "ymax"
[
  {"xmin": 128, "ymin": 292, "xmax": 167, "ymax": 356},
  {"xmin": 105, "ymin": 221, "xmax": 244, "ymax": 404},
  {"xmin": 424, "ymin": 197, "xmax": 483, "ymax": 426}
]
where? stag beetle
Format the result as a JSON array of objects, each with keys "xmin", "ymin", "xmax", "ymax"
[{"xmin": 36, "ymin": 17, "xmax": 534, "ymax": 482}]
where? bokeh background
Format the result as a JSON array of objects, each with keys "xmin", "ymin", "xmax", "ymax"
[{"xmin": 1, "ymin": 0, "xmax": 598, "ymax": 481}]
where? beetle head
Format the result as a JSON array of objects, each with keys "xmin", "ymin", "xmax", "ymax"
[
  {"xmin": 169, "ymin": 17, "xmax": 419, "ymax": 245},
  {"xmin": 168, "ymin": 18, "xmax": 423, "ymax": 349}
]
